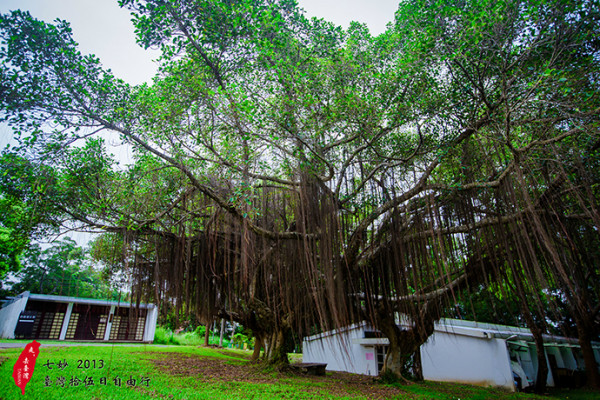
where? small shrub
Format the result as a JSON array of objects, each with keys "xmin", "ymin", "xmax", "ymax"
[
  {"xmin": 194, "ymin": 325, "xmax": 206, "ymax": 337},
  {"xmin": 154, "ymin": 325, "xmax": 233, "ymax": 347},
  {"xmin": 153, "ymin": 326, "xmax": 180, "ymax": 345},
  {"xmin": 178, "ymin": 331, "xmax": 204, "ymax": 346},
  {"xmin": 231, "ymin": 332, "xmax": 254, "ymax": 349}
]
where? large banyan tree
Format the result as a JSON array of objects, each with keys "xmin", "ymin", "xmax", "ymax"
[{"xmin": 1, "ymin": 0, "xmax": 600, "ymax": 386}]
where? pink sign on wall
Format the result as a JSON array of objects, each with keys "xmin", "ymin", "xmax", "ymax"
[{"xmin": 365, "ymin": 352, "xmax": 374, "ymax": 360}]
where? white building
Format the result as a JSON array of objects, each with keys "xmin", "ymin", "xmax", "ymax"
[
  {"xmin": 303, "ymin": 318, "xmax": 600, "ymax": 391},
  {"xmin": 0, "ymin": 291, "xmax": 158, "ymax": 343}
]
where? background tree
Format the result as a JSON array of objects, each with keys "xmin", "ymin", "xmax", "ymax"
[
  {"xmin": 7, "ymin": 237, "xmax": 117, "ymax": 299},
  {"xmin": 0, "ymin": 152, "xmax": 61, "ymax": 279}
]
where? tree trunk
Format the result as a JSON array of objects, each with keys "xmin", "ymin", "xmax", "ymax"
[
  {"xmin": 381, "ymin": 341, "xmax": 406, "ymax": 379},
  {"xmin": 576, "ymin": 318, "xmax": 600, "ymax": 389},
  {"xmin": 531, "ymin": 324, "xmax": 548, "ymax": 393},
  {"xmin": 412, "ymin": 348, "xmax": 423, "ymax": 381},
  {"xmin": 516, "ymin": 296, "xmax": 547, "ymax": 393},
  {"xmin": 266, "ymin": 333, "xmax": 273, "ymax": 359},
  {"xmin": 252, "ymin": 334, "xmax": 263, "ymax": 361},
  {"xmin": 219, "ymin": 318, "xmax": 225, "ymax": 347},
  {"xmin": 381, "ymin": 330, "xmax": 426, "ymax": 380},
  {"xmin": 377, "ymin": 314, "xmax": 404, "ymax": 379},
  {"xmin": 376, "ymin": 306, "xmax": 434, "ymax": 381},
  {"xmin": 204, "ymin": 323, "xmax": 210, "ymax": 346},
  {"xmin": 266, "ymin": 313, "xmax": 293, "ymax": 367},
  {"xmin": 267, "ymin": 328, "xmax": 290, "ymax": 367}
]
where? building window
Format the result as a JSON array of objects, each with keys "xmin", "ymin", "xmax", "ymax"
[
  {"xmin": 65, "ymin": 313, "xmax": 79, "ymax": 339},
  {"xmin": 14, "ymin": 301, "xmax": 67, "ymax": 340},
  {"xmin": 108, "ymin": 308, "xmax": 147, "ymax": 341}
]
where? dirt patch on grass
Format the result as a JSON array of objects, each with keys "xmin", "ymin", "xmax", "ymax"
[
  {"xmin": 150, "ymin": 353, "xmax": 276, "ymax": 383},
  {"xmin": 216, "ymin": 349, "xmax": 252, "ymax": 360},
  {"xmin": 309, "ymin": 371, "xmax": 417, "ymax": 399},
  {"xmin": 146, "ymin": 352, "xmax": 414, "ymax": 399}
]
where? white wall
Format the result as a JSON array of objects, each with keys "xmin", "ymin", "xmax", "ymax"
[
  {"xmin": 303, "ymin": 325, "xmax": 379, "ymax": 376},
  {"xmin": 421, "ymin": 332, "xmax": 515, "ymax": 390},
  {"xmin": 304, "ymin": 323, "xmax": 516, "ymax": 388},
  {"xmin": 0, "ymin": 295, "xmax": 29, "ymax": 339},
  {"xmin": 143, "ymin": 305, "xmax": 159, "ymax": 342},
  {"xmin": 523, "ymin": 343, "xmax": 556, "ymax": 387},
  {"xmin": 559, "ymin": 347, "xmax": 578, "ymax": 370},
  {"xmin": 303, "ymin": 320, "xmax": 600, "ymax": 390},
  {"xmin": 545, "ymin": 346, "xmax": 565, "ymax": 368},
  {"xmin": 517, "ymin": 344, "xmax": 536, "ymax": 382}
]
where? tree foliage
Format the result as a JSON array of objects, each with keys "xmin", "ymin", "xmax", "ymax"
[
  {"xmin": 1, "ymin": 0, "xmax": 600, "ymax": 385},
  {"xmin": 0, "ymin": 152, "xmax": 61, "ymax": 278},
  {"xmin": 7, "ymin": 237, "xmax": 116, "ymax": 299}
]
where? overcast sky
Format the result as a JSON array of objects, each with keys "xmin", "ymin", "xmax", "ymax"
[{"xmin": 0, "ymin": 0, "xmax": 400, "ymax": 85}]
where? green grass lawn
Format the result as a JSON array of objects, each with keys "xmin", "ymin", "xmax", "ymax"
[{"xmin": 0, "ymin": 343, "xmax": 596, "ymax": 399}]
